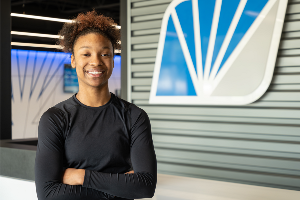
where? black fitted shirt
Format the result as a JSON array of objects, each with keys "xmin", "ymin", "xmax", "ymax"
[{"xmin": 35, "ymin": 93, "xmax": 157, "ymax": 200}]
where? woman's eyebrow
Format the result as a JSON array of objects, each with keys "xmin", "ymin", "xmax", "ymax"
[
  {"xmin": 79, "ymin": 46, "xmax": 111, "ymax": 49},
  {"xmin": 79, "ymin": 46, "xmax": 91, "ymax": 49}
]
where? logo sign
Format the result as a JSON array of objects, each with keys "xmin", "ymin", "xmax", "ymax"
[{"xmin": 149, "ymin": 0, "xmax": 288, "ymax": 105}]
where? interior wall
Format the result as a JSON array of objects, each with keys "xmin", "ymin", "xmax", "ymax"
[{"xmin": 128, "ymin": 0, "xmax": 300, "ymax": 190}]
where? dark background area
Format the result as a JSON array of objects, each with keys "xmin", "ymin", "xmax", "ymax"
[{"xmin": 11, "ymin": 0, "xmax": 120, "ymax": 51}]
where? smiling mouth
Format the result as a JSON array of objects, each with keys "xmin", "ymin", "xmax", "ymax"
[
  {"xmin": 84, "ymin": 69, "xmax": 105, "ymax": 78},
  {"xmin": 87, "ymin": 71, "xmax": 102, "ymax": 75}
]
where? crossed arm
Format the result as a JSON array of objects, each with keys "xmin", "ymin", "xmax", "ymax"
[{"xmin": 61, "ymin": 169, "xmax": 134, "ymax": 186}]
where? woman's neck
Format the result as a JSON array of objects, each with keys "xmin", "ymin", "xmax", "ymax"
[{"xmin": 75, "ymin": 85, "xmax": 111, "ymax": 107}]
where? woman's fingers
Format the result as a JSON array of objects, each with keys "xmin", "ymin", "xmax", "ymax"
[{"xmin": 125, "ymin": 170, "xmax": 134, "ymax": 174}]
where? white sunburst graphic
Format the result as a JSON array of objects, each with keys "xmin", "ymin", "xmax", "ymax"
[
  {"xmin": 11, "ymin": 49, "xmax": 72, "ymax": 139},
  {"xmin": 149, "ymin": 0, "xmax": 288, "ymax": 105}
]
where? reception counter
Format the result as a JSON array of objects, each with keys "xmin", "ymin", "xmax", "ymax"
[{"xmin": 0, "ymin": 138, "xmax": 37, "ymax": 181}]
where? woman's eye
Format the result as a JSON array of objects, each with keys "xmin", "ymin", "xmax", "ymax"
[
  {"xmin": 101, "ymin": 54, "xmax": 110, "ymax": 57},
  {"xmin": 83, "ymin": 54, "xmax": 90, "ymax": 56}
]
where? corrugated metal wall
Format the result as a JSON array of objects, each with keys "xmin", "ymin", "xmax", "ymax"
[{"xmin": 128, "ymin": 0, "xmax": 300, "ymax": 190}]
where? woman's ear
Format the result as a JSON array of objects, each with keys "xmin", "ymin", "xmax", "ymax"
[{"xmin": 71, "ymin": 54, "xmax": 75, "ymax": 68}]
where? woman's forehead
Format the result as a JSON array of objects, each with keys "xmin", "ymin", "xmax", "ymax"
[{"xmin": 74, "ymin": 33, "xmax": 113, "ymax": 50}]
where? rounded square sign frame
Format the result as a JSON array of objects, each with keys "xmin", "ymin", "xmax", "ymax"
[{"xmin": 149, "ymin": 0, "xmax": 288, "ymax": 105}]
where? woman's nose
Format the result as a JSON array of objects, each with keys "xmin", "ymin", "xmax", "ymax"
[{"xmin": 89, "ymin": 55, "xmax": 103, "ymax": 66}]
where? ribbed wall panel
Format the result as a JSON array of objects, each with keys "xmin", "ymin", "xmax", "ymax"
[{"xmin": 128, "ymin": 0, "xmax": 300, "ymax": 190}]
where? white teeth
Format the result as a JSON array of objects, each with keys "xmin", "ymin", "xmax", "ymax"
[{"xmin": 88, "ymin": 71, "xmax": 102, "ymax": 74}]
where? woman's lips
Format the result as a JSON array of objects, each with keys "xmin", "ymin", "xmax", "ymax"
[{"xmin": 84, "ymin": 69, "xmax": 104, "ymax": 78}]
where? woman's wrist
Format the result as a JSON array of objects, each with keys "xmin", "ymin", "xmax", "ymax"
[{"xmin": 77, "ymin": 169, "xmax": 85, "ymax": 185}]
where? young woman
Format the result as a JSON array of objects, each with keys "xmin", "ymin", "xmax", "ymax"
[{"xmin": 35, "ymin": 10, "xmax": 157, "ymax": 200}]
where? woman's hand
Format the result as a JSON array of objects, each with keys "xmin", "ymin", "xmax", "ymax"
[
  {"xmin": 62, "ymin": 168, "xmax": 85, "ymax": 185},
  {"xmin": 125, "ymin": 170, "xmax": 134, "ymax": 174}
]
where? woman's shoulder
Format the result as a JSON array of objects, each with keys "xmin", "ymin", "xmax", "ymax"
[
  {"xmin": 113, "ymin": 94, "xmax": 142, "ymax": 111},
  {"xmin": 112, "ymin": 94, "xmax": 149, "ymax": 122},
  {"xmin": 40, "ymin": 95, "xmax": 78, "ymax": 124},
  {"xmin": 54, "ymin": 95, "xmax": 79, "ymax": 113}
]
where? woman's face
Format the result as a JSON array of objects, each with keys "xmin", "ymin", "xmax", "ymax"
[{"xmin": 71, "ymin": 32, "xmax": 114, "ymax": 89}]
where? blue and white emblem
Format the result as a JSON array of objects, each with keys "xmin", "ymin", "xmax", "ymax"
[{"xmin": 149, "ymin": 0, "xmax": 288, "ymax": 105}]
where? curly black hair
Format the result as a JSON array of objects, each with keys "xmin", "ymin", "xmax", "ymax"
[{"xmin": 57, "ymin": 10, "xmax": 120, "ymax": 54}]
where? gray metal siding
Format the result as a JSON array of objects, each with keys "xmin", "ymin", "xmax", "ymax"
[{"xmin": 128, "ymin": 0, "xmax": 300, "ymax": 190}]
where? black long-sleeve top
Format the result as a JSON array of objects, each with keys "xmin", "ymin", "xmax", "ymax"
[{"xmin": 35, "ymin": 93, "xmax": 157, "ymax": 200}]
